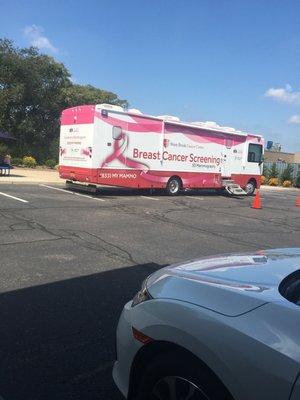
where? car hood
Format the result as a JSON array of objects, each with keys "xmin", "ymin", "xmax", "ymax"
[{"xmin": 147, "ymin": 248, "xmax": 300, "ymax": 316}]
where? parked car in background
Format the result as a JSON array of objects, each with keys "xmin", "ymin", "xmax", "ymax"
[{"xmin": 113, "ymin": 248, "xmax": 300, "ymax": 400}]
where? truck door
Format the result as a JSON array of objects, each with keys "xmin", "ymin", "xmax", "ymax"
[
  {"xmin": 246, "ymin": 142, "xmax": 263, "ymax": 175},
  {"xmin": 221, "ymin": 138, "xmax": 233, "ymax": 177}
]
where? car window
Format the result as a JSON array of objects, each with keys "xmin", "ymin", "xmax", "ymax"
[{"xmin": 279, "ymin": 270, "xmax": 300, "ymax": 305}]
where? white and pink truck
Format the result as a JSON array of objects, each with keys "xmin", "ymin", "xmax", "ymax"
[{"xmin": 59, "ymin": 104, "xmax": 264, "ymax": 195}]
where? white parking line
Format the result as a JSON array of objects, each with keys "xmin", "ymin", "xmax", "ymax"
[
  {"xmin": 40, "ymin": 184, "xmax": 105, "ymax": 202},
  {"xmin": 0, "ymin": 191, "xmax": 28, "ymax": 203},
  {"xmin": 187, "ymin": 196, "xmax": 204, "ymax": 200},
  {"xmin": 140, "ymin": 196, "xmax": 159, "ymax": 201}
]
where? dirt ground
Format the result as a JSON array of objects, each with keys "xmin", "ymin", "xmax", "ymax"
[{"xmin": 0, "ymin": 167, "xmax": 62, "ymax": 184}]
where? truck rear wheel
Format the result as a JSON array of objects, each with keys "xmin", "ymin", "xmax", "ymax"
[{"xmin": 166, "ymin": 177, "xmax": 181, "ymax": 196}]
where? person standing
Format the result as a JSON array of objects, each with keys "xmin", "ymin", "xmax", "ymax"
[{"xmin": 4, "ymin": 154, "xmax": 11, "ymax": 166}]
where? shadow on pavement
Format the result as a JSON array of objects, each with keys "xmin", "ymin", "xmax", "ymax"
[
  {"xmin": 0, "ymin": 174, "xmax": 26, "ymax": 178},
  {"xmin": 0, "ymin": 263, "xmax": 163, "ymax": 400},
  {"xmin": 66, "ymin": 184, "xmax": 231, "ymax": 198}
]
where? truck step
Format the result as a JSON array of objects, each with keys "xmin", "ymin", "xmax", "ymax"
[{"xmin": 223, "ymin": 181, "xmax": 247, "ymax": 196}]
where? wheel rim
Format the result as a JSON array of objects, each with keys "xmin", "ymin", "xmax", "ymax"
[
  {"xmin": 152, "ymin": 376, "xmax": 210, "ymax": 400},
  {"xmin": 246, "ymin": 182, "xmax": 255, "ymax": 194},
  {"xmin": 169, "ymin": 180, "xmax": 179, "ymax": 194}
]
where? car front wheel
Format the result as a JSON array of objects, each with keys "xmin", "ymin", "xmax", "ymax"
[
  {"xmin": 134, "ymin": 352, "xmax": 232, "ymax": 400},
  {"xmin": 245, "ymin": 180, "xmax": 256, "ymax": 196}
]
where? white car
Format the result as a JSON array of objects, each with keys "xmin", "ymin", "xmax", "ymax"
[{"xmin": 113, "ymin": 248, "xmax": 300, "ymax": 400}]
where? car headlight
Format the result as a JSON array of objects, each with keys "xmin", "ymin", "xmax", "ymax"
[{"xmin": 132, "ymin": 279, "xmax": 152, "ymax": 307}]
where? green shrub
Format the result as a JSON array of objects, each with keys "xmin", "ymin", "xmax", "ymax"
[
  {"xmin": 22, "ymin": 156, "xmax": 37, "ymax": 168},
  {"xmin": 282, "ymin": 180, "xmax": 292, "ymax": 187},
  {"xmin": 11, "ymin": 157, "xmax": 23, "ymax": 166},
  {"xmin": 280, "ymin": 164, "xmax": 294, "ymax": 183},
  {"xmin": 45, "ymin": 159, "xmax": 57, "ymax": 169},
  {"xmin": 268, "ymin": 177, "xmax": 279, "ymax": 186},
  {"xmin": 261, "ymin": 175, "xmax": 267, "ymax": 185}
]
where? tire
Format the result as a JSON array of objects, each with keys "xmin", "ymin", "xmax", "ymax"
[
  {"xmin": 166, "ymin": 177, "xmax": 181, "ymax": 196},
  {"xmin": 134, "ymin": 352, "xmax": 231, "ymax": 400},
  {"xmin": 245, "ymin": 180, "xmax": 256, "ymax": 196}
]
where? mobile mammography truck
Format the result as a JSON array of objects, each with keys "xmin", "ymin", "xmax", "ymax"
[{"xmin": 59, "ymin": 104, "xmax": 264, "ymax": 195}]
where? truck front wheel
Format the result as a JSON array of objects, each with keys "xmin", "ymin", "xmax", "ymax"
[
  {"xmin": 166, "ymin": 177, "xmax": 181, "ymax": 196},
  {"xmin": 245, "ymin": 179, "xmax": 256, "ymax": 196}
]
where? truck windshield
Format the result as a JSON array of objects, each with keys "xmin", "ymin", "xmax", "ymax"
[{"xmin": 248, "ymin": 144, "xmax": 263, "ymax": 163}]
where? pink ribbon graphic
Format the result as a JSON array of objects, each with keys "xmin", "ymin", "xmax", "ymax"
[
  {"xmin": 81, "ymin": 147, "xmax": 92, "ymax": 158},
  {"xmin": 101, "ymin": 133, "xmax": 168, "ymax": 183}
]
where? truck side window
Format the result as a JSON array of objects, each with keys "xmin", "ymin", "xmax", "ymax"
[
  {"xmin": 113, "ymin": 126, "xmax": 122, "ymax": 140},
  {"xmin": 248, "ymin": 144, "xmax": 262, "ymax": 163}
]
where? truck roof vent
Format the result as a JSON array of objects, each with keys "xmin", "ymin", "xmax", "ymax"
[
  {"xmin": 220, "ymin": 126, "xmax": 236, "ymax": 132},
  {"xmin": 128, "ymin": 108, "xmax": 143, "ymax": 115},
  {"xmin": 157, "ymin": 115, "xmax": 180, "ymax": 122},
  {"xmin": 203, "ymin": 121, "xmax": 220, "ymax": 128},
  {"xmin": 191, "ymin": 121, "xmax": 207, "ymax": 126},
  {"xmin": 98, "ymin": 104, "xmax": 124, "ymax": 112}
]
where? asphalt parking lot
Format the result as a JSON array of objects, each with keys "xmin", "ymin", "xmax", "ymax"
[{"xmin": 0, "ymin": 183, "xmax": 299, "ymax": 400}]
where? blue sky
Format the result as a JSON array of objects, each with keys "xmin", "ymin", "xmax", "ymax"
[{"xmin": 1, "ymin": 0, "xmax": 300, "ymax": 151}]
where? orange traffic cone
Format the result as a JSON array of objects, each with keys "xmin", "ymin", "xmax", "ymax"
[
  {"xmin": 251, "ymin": 190, "xmax": 262, "ymax": 209},
  {"xmin": 296, "ymin": 196, "xmax": 300, "ymax": 207}
]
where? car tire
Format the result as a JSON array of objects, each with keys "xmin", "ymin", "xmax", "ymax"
[
  {"xmin": 166, "ymin": 177, "xmax": 181, "ymax": 196},
  {"xmin": 245, "ymin": 180, "xmax": 256, "ymax": 196},
  {"xmin": 134, "ymin": 351, "xmax": 232, "ymax": 400}
]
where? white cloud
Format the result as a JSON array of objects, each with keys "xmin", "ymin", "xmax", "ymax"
[
  {"xmin": 23, "ymin": 25, "xmax": 58, "ymax": 53},
  {"xmin": 288, "ymin": 115, "xmax": 300, "ymax": 124},
  {"xmin": 265, "ymin": 84, "xmax": 300, "ymax": 105}
]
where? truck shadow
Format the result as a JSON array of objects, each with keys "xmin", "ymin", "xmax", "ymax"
[
  {"xmin": 93, "ymin": 187, "xmax": 247, "ymax": 199},
  {"xmin": 0, "ymin": 263, "xmax": 163, "ymax": 400},
  {"xmin": 72, "ymin": 186, "xmax": 235, "ymax": 198}
]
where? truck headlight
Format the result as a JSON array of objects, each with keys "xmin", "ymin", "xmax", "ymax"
[{"xmin": 132, "ymin": 279, "xmax": 152, "ymax": 307}]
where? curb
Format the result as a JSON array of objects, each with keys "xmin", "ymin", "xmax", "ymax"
[{"xmin": 261, "ymin": 186, "xmax": 300, "ymax": 192}]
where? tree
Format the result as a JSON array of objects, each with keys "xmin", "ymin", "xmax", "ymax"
[
  {"xmin": 269, "ymin": 162, "xmax": 279, "ymax": 178},
  {"xmin": 280, "ymin": 164, "xmax": 294, "ymax": 183},
  {"xmin": 294, "ymin": 170, "xmax": 300, "ymax": 188},
  {"xmin": 0, "ymin": 39, "xmax": 128, "ymax": 162},
  {"xmin": 262, "ymin": 164, "xmax": 270, "ymax": 178},
  {"xmin": 0, "ymin": 39, "xmax": 71, "ymax": 160},
  {"xmin": 62, "ymin": 84, "xmax": 128, "ymax": 109}
]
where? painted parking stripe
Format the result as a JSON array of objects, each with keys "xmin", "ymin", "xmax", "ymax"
[
  {"xmin": 187, "ymin": 196, "xmax": 204, "ymax": 200},
  {"xmin": 140, "ymin": 195, "xmax": 159, "ymax": 201},
  {"xmin": 40, "ymin": 184, "xmax": 105, "ymax": 202},
  {"xmin": 0, "ymin": 191, "xmax": 28, "ymax": 203}
]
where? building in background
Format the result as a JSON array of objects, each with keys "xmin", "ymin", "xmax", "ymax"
[
  {"xmin": 264, "ymin": 150, "xmax": 300, "ymax": 163},
  {"xmin": 264, "ymin": 140, "xmax": 300, "ymax": 163}
]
